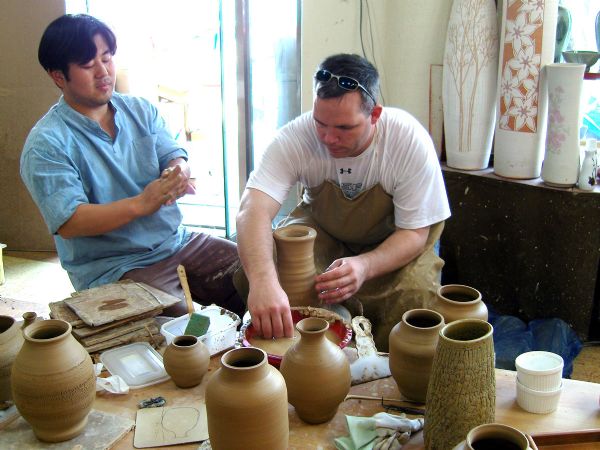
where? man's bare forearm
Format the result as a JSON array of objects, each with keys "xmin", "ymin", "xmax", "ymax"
[{"xmin": 359, "ymin": 226, "xmax": 430, "ymax": 280}]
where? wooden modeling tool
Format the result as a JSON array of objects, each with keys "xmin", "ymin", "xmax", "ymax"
[{"xmin": 176, "ymin": 265, "xmax": 210, "ymax": 337}]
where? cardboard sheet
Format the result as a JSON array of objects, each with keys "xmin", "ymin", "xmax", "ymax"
[{"xmin": 134, "ymin": 405, "xmax": 208, "ymax": 448}]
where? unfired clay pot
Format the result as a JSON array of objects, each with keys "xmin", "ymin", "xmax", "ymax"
[
  {"xmin": 424, "ymin": 319, "xmax": 496, "ymax": 450},
  {"xmin": 0, "ymin": 312, "xmax": 36, "ymax": 402},
  {"xmin": 280, "ymin": 317, "xmax": 351, "ymax": 424},
  {"xmin": 163, "ymin": 335, "xmax": 210, "ymax": 388},
  {"xmin": 460, "ymin": 423, "xmax": 531, "ymax": 450},
  {"xmin": 388, "ymin": 308, "xmax": 445, "ymax": 403},
  {"xmin": 429, "ymin": 284, "xmax": 488, "ymax": 323},
  {"xmin": 273, "ymin": 225, "xmax": 319, "ymax": 307},
  {"xmin": 11, "ymin": 319, "xmax": 96, "ymax": 442},
  {"xmin": 206, "ymin": 347, "xmax": 288, "ymax": 450}
]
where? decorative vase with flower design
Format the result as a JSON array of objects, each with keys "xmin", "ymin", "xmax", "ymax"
[
  {"xmin": 494, "ymin": 0, "xmax": 559, "ymax": 179},
  {"xmin": 541, "ymin": 63, "xmax": 586, "ymax": 187}
]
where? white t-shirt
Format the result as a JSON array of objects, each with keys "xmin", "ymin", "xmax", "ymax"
[{"xmin": 247, "ymin": 107, "xmax": 451, "ymax": 229}]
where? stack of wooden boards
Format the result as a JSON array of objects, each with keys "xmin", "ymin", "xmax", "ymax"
[{"xmin": 49, "ymin": 280, "xmax": 180, "ymax": 356}]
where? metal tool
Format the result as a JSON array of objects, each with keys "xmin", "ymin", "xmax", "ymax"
[{"xmin": 344, "ymin": 394, "xmax": 425, "ymax": 415}]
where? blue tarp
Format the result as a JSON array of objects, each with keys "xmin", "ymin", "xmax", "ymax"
[{"xmin": 489, "ymin": 308, "xmax": 584, "ymax": 378}]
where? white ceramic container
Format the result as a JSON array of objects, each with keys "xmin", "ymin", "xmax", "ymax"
[
  {"xmin": 516, "ymin": 378, "xmax": 562, "ymax": 414},
  {"xmin": 515, "ymin": 351, "xmax": 563, "ymax": 391}
]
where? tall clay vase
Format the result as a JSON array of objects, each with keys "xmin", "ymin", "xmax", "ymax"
[
  {"xmin": 280, "ymin": 317, "xmax": 351, "ymax": 424},
  {"xmin": 206, "ymin": 347, "xmax": 288, "ymax": 450},
  {"xmin": 11, "ymin": 319, "xmax": 95, "ymax": 442},
  {"xmin": 0, "ymin": 313, "xmax": 37, "ymax": 402},
  {"xmin": 273, "ymin": 224, "xmax": 319, "ymax": 307},
  {"xmin": 388, "ymin": 309, "xmax": 445, "ymax": 403},
  {"xmin": 424, "ymin": 319, "xmax": 496, "ymax": 450},
  {"xmin": 429, "ymin": 284, "xmax": 488, "ymax": 324},
  {"xmin": 163, "ymin": 335, "xmax": 210, "ymax": 388},
  {"xmin": 1, "ymin": 316, "xmax": 25, "ymax": 401},
  {"xmin": 541, "ymin": 63, "xmax": 586, "ymax": 187},
  {"xmin": 494, "ymin": 0, "xmax": 559, "ymax": 179},
  {"xmin": 442, "ymin": 0, "xmax": 498, "ymax": 170}
]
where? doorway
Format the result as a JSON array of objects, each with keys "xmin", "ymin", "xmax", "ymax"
[{"xmin": 66, "ymin": 0, "xmax": 300, "ymax": 238}]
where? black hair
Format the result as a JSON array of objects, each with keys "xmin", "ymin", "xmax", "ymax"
[
  {"xmin": 38, "ymin": 14, "xmax": 117, "ymax": 81},
  {"xmin": 315, "ymin": 53, "xmax": 380, "ymax": 113}
]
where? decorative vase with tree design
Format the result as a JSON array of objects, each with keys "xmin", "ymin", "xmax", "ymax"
[
  {"xmin": 206, "ymin": 347, "xmax": 288, "ymax": 450},
  {"xmin": 442, "ymin": 0, "xmax": 498, "ymax": 170},
  {"xmin": 388, "ymin": 309, "xmax": 445, "ymax": 403},
  {"xmin": 273, "ymin": 224, "xmax": 319, "ymax": 307},
  {"xmin": 494, "ymin": 0, "xmax": 559, "ymax": 179},
  {"xmin": 541, "ymin": 63, "xmax": 586, "ymax": 187},
  {"xmin": 280, "ymin": 317, "xmax": 351, "ymax": 424},
  {"xmin": 11, "ymin": 319, "xmax": 96, "ymax": 442},
  {"xmin": 424, "ymin": 319, "xmax": 496, "ymax": 450}
]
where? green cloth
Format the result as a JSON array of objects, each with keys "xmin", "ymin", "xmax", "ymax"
[{"xmin": 334, "ymin": 412, "xmax": 424, "ymax": 450}]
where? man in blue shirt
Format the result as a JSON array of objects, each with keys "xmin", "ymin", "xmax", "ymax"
[{"xmin": 20, "ymin": 14, "xmax": 244, "ymax": 317}]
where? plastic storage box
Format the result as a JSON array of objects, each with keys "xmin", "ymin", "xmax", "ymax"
[{"xmin": 160, "ymin": 305, "xmax": 241, "ymax": 356}]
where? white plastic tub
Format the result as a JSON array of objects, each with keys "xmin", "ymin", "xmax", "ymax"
[{"xmin": 160, "ymin": 305, "xmax": 240, "ymax": 356}]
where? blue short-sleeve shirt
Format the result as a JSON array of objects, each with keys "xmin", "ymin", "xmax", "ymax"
[{"xmin": 20, "ymin": 93, "xmax": 191, "ymax": 290}]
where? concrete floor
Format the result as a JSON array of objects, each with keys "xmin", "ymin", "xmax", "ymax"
[{"xmin": 2, "ymin": 250, "xmax": 599, "ymax": 384}]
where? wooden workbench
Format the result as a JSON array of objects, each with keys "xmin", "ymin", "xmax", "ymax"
[{"xmin": 94, "ymin": 355, "xmax": 600, "ymax": 449}]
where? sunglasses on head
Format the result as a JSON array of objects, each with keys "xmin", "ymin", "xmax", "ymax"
[{"xmin": 315, "ymin": 69, "xmax": 377, "ymax": 105}]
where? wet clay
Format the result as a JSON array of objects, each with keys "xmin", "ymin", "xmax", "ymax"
[{"xmin": 249, "ymin": 328, "xmax": 341, "ymax": 356}]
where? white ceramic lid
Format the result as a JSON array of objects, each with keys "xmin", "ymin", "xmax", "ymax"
[
  {"xmin": 515, "ymin": 351, "xmax": 564, "ymax": 374},
  {"xmin": 100, "ymin": 342, "xmax": 169, "ymax": 388}
]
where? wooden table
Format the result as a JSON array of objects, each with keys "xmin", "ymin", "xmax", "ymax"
[{"xmin": 95, "ymin": 355, "xmax": 600, "ymax": 449}]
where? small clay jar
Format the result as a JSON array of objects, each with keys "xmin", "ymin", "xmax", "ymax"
[
  {"xmin": 0, "ymin": 312, "xmax": 36, "ymax": 402},
  {"xmin": 206, "ymin": 347, "xmax": 288, "ymax": 450},
  {"xmin": 464, "ymin": 423, "xmax": 531, "ymax": 450},
  {"xmin": 429, "ymin": 284, "xmax": 488, "ymax": 323},
  {"xmin": 388, "ymin": 308, "xmax": 445, "ymax": 403},
  {"xmin": 163, "ymin": 335, "xmax": 210, "ymax": 388},
  {"xmin": 280, "ymin": 317, "xmax": 351, "ymax": 424},
  {"xmin": 273, "ymin": 225, "xmax": 319, "ymax": 307},
  {"xmin": 11, "ymin": 319, "xmax": 96, "ymax": 442}
]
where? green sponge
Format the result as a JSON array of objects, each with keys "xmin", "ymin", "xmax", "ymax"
[{"xmin": 184, "ymin": 313, "xmax": 211, "ymax": 337}]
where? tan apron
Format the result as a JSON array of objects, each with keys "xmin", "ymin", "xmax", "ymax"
[{"xmin": 234, "ymin": 180, "xmax": 444, "ymax": 352}]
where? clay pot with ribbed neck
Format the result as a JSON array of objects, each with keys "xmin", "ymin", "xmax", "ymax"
[
  {"xmin": 0, "ymin": 312, "xmax": 37, "ymax": 402},
  {"xmin": 11, "ymin": 319, "xmax": 96, "ymax": 442},
  {"xmin": 280, "ymin": 317, "xmax": 351, "ymax": 424},
  {"xmin": 389, "ymin": 308, "xmax": 445, "ymax": 403},
  {"xmin": 206, "ymin": 347, "xmax": 288, "ymax": 450},
  {"xmin": 273, "ymin": 225, "xmax": 319, "ymax": 307},
  {"xmin": 429, "ymin": 284, "xmax": 488, "ymax": 324},
  {"xmin": 163, "ymin": 335, "xmax": 210, "ymax": 388}
]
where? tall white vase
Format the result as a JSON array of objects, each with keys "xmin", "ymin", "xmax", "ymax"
[
  {"xmin": 494, "ymin": 0, "xmax": 558, "ymax": 179},
  {"xmin": 443, "ymin": 0, "xmax": 498, "ymax": 170},
  {"xmin": 541, "ymin": 63, "xmax": 586, "ymax": 187}
]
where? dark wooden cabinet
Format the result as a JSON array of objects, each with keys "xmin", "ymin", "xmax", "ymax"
[{"xmin": 440, "ymin": 165, "xmax": 600, "ymax": 341}]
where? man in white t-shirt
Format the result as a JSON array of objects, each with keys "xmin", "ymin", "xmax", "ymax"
[{"xmin": 236, "ymin": 54, "xmax": 451, "ymax": 350}]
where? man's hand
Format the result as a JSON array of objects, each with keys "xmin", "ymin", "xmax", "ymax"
[
  {"xmin": 314, "ymin": 227, "xmax": 430, "ymax": 304},
  {"xmin": 247, "ymin": 282, "xmax": 295, "ymax": 339},
  {"xmin": 315, "ymin": 257, "xmax": 368, "ymax": 304},
  {"xmin": 162, "ymin": 158, "xmax": 196, "ymax": 205}
]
